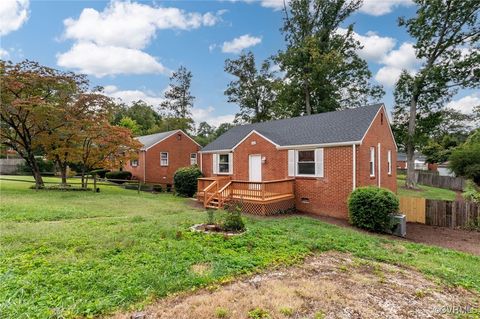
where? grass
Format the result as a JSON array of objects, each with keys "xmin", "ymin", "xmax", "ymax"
[
  {"xmin": 1, "ymin": 176, "xmax": 479, "ymax": 318},
  {"xmin": 396, "ymin": 176, "xmax": 457, "ymax": 201}
]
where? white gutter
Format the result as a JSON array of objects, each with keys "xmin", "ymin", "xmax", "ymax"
[
  {"xmin": 277, "ymin": 140, "xmax": 361, "ymax": 150},
  {"xmin": 201, "ymin": 141, "xmax": 362, "ymax": 153},
  {"xmin": 199, "ymin": 149, "xmax": 233, "ymax": 154}
]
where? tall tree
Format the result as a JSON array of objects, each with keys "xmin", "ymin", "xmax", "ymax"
[
  {"xmin": 396, "ymin": 0, "xmax": 479, "ymax": 188},
  {"xmin": 0, "ymin": 60, "xmax": 87, "ymax": 188},
  {"xmin": 276, "ymin": 0, "xmax": 383, "ymax": 115},
  {"xmin": 224, "ymin": 52, "xmax": 279, "ymax": 123},
  {"xmin": 112, "ymin": 101, "xmax": 161, "ymax": 135},
  {"xmin": 161, "ymin": 66, "xmax": 195, "ymax": 117}
]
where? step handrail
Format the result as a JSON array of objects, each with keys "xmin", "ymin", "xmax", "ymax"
[
  {"xmin": 204, "ymin": 180, "xmax": 218, "ymax": 208},
  {"xmin": 218, "ymin": 181, "xmax": 232, "ymax": 207}
]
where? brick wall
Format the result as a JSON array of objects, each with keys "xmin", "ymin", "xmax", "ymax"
[
  {"xmin": 200, "ymin": 132, "xmax": 288, "ymax": 181},
  {"xmin": 125, "ymin": 131, "xmax": 201, "ymax": 186},
  {"xmin": 295, "ymin": 146, "xmax": 354, "ymax": 218},
  {"xmin": 356, "ymin": 108, "xmax": 397, "ymax": 193}
]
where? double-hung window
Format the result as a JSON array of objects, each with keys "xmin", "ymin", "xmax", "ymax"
[
  {"xmin": 297, "ymin": 150, "xmax": 315, "ymax": 175},
  {"xmin": 288, "ymin": 149, "xmax": 324, "ymax": 177},
  {"xmin": 190, "ymin": 153, "xmax": 197, "ymax": 165},
  {"xmin": 213, "ymin": 153, "xmax": 232, "ymax": 174},
  {"xmin": 218, "ymin": 154, "xmax": 230, "ymax": 173},
  {"xmin": 160, "ymin": 152, "xmax": 169, "ymax": 166},
  {"xmin": 130, "ymin": 159, "xmax": 138, "ymax": 167},
  {"xmin": 369, "ymin": 147, "xmax": 375, "ymax": 177}
]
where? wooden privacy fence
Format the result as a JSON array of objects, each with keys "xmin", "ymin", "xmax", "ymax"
[
  {"xmin": 399, "ymin": 196, "xmax": 426, "ymax": 223},
  {"xmin": 415, "ymin": 171, "xmax": 466, "ymax": 191},
  {"xmin": 399, "ymin": 196, "xmax": 479, "ymax": 228}
]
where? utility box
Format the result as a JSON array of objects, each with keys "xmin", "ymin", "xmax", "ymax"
[{"xmin": 390, "ymin": 214, "xmax": 407, "ymax": 237}]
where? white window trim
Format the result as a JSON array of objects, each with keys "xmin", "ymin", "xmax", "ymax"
[
  {"xmin": 387, "ymin": 150, "xmax": 392, "ymax": 175},
  {"xmin": 369, "ymin": 147, "xmax": 375, "ymax": 177},
  {"xmin": 131, "ymin": 159, "xmax": 139, "ymax": 167},
  {"xmin": 290, "ymin": 149, "xmax": 324, "ymax": 177},
  {"xmin": 215, "ymin": 153, "xmax": 233, "ymax": 175},
  {"xmin": 190, "ymin": 153, "xmax": 197, "ymax": 165},
  {"xmin": 160, "ymin": 152, "xmax": 169, "ymax": 166}
]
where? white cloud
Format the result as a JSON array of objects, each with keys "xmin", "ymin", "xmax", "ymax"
[
  {"xmin": 222, "ymin": 34, "xmax": 262, "ymax": 53},
  {"xmin": 0, "ymin": 48, "xmax": 9, "ymax": 59},
  {"xmin": 103, "ymin": 85, "xmax": 165, "ymax": 106},
  {"xmin": 374, "ymin": 42, "xmax": 420, "ymax": 87},
  {"xmin": 58, "ymin": 1, "xmax": 220, "ymax": 76},
  {"xmin": 446, "ymin": 93, "xmax": 480, "ymax": 114},
  {"xmin": 359, "ymin": 0, "xmax": 413, "ymax": 16},
  {"xmin": 63, "ymin": 2, "xmax": 221, "ymax": 50},
  {"xmin": 338, "ymin": 28, "xmax": 396, "ymax": 61},
  {"xmin": 0, "ymin": 0, "xmax": 29, "ymax": 35},
  {"xmin": 57, "ymin": 42, "xmax": 169, "ymax": 77},
  {"xmin": 192, "ymin": 106, "xmax": 235, "ymax": 127},
  {"xmin": 229, "ymin": 0, "xmax": 284, "ymax": 10}
]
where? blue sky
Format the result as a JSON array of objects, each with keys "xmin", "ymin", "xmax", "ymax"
[{"xmin": 1, "ymin": 0, "xmax": 477, "ymax": 128}]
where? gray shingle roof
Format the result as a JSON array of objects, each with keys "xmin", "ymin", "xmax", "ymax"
[
  {"xmin": 136, "ymin": 130, "xmax": 177, "ymax": 150},
  {"xmin": 202, "ymin": 104, "xmax": 384, "ymax": 152}
]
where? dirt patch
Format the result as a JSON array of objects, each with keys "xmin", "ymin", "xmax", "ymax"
[
  {"xmin": 302, "ymin": 213, "xmax": 480, "ymax": 256},
  {"xmin": 113, "ymin": 252, "xmax": 479, "ymax": 319},
  {"xmin": 405, "ymin": 223, "xmax": 480, "ymax": 255}
]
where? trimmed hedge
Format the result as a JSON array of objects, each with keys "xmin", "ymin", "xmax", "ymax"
[
  {"xmin": 348, "ymin": 186, "xmax": 399, "ymax": 232},
  {"xmin": 105, "ymin": 171, "xmax": 132, "ymax": 183},
  {"xmin": 90, "ymin": 169, "xmax": 110, "ymax": 178},
  {"xmin": 173, "ymin": 166, "xmax": 202, "ymax": 197}
]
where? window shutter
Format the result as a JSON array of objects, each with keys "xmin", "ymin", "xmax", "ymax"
[
  {"xmin": 228, "ymin": 153, "xmax": 233, "ymax": 174},
  {"xmin": 212, "ymin": 154, "xmax": 218, "ymax": 174},
  {"xmin": 288, "ymin": 150, "xmax": 295, "ymax": 176},
  {"xmin": 315, "ymin": 148, "xmax": 324, "ymax": 177}
]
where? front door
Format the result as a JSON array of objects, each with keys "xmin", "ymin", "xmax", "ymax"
[{"xmin": 249, "ymin": 154, "xmax": 262, "ymax": 182}]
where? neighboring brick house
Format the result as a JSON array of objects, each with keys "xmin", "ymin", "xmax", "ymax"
[
  {"xmin": 198, "ymin": 104, "xmax": 397, "ymax": 219},
  {"xmin": 124, "ymin": 130, "xmax": 201, "ymax": 186}
]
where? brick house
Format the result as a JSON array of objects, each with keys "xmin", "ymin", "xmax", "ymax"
[
  {"xmin": 197, "ymin": 104, "xmax": 397, "ymax": 219},
  {"xmin": 124, "ymin": 130, "xmax": 201, "ymax": 186}
]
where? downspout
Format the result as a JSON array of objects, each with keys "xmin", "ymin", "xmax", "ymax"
[
  {"xmin": 143, "ymin": 150, "xmax": 146, "ymax": 183},
  {"xmin": 352, "ymin": 144, "xmax": 356, "ymax": 191},
  {"xmin": 377, "ymin": 143, "xmax": 381, "ymax": 187}
]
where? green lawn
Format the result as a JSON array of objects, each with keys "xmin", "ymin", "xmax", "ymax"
[
  {"xmin": 1, "ymin": 176, "xmax": 479, "ymax": 318},
  {"xmin": 396, "ymin": 177, "xmax": 457, "ymax": 201}
]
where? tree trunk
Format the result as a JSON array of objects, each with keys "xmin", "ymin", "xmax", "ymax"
[
  {"xmin": 56, "ymin": 157, "xmax": 68, "ymax": 186},
  {"xmin": 406, "ymin": 86, "xmax": 419, "ymax": 189},
  {"xmin": 81, "ymin": 167, "xmax": 86, "ymax": 188},
  {"xmin": 305, "ymin": 82, "xmax": 311, "ymax": 115},
  {"xmin": 27, "ymin": 154, "xmax": 44, "ymax": 188}
]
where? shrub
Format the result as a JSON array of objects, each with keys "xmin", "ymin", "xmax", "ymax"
[
  {"xmin": 215, "ymin": 307, "xmax": 229, "ymax": 318},
  {"xmin": 153, "ymin": 184, "xmax": 163, "ymax": 192},
  {"xmin": 89, "ymin": 169, "xmax": 110, "ymax": 178},
  {"xmin": 248, "ymin": 307, "xmax": 271, "ymax": 319},
  {"xmin": 463, "ymin": 180, "xmax": 480, "ymax": 203},
  {"xmin": 348, "ymin": 187, "xmax": 399, "ymax": 232},
  {"xmin": 222, "ymin": 204, "xmax": 245, "ymax": 232},
  {"xmin": 17, "ymin": 158, "xmax": 55, "ymax": 175},
  {"xmin": 105, "ymin": 171, "xmax": 132, "ymax": 183},
  {"xmin": 173, "ymin": 166, "xmax": 202, "ymax": 197}
]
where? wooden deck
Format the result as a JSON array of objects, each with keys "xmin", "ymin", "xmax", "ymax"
[{"xmin": 197, "ymin": 177, "xmax": 295, "ymax": 214}]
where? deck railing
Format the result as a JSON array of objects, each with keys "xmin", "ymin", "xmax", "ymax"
[
  {"xmin": 198, "ymin": 178, "xmax": 295, "ymax": 207},
  {"xmin": 229, "ymin": 179, "xmax": 295, "ymax": 202}
]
